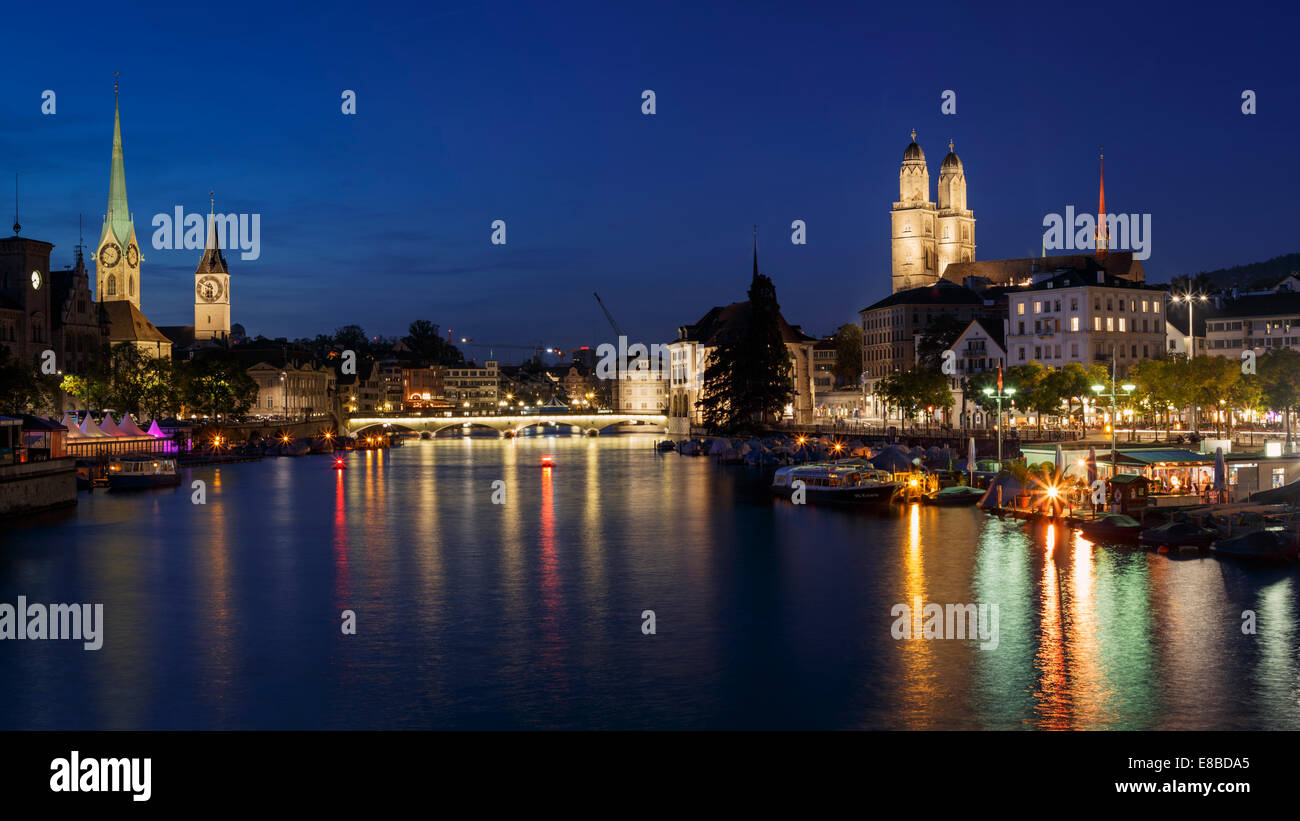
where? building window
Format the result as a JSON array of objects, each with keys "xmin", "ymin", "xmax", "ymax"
[
  {"xmin": 1071, "ymin": 343, "xmax": 1079, "ymax": 357},
  {"xmin": 1034, "ymin": 301, "xmax": 1042, "ymax": 314},
  {"xmin": 1119, "ymin": 318, "xmax": 1126, "ymax": 332},
  {"xmin": 1107, "ymin": 317, "xmax": 1114, "ymax": 331},
  {"xmin": 1093, "ymin": 316, "xmax": 1101, "ymax": 331},
  {"xmin": 1017, "ymin": 302, "xmax": 1025, "ymax": 316},
  {"xmin": 1019, "ymin": 347, "xmax": 1026, "ymax": 361},
  {"xmin": 1071, "ymin": 316, "xmax": 1079, "ymax": 331}
]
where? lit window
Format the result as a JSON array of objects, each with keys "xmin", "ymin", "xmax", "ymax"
[
  {"xmin": 1071, "ymin": 317, "xmax": 1079, "ymax": 331},
  {"xmin": 1119, "ymin": 318, "xmax": 1126, "ymax": 332},
  {"xmin": 1107, "ymin": 317, "xmax": 1114, "ymax": 331},
  {"xmin": 1017, "ymin": 302, "xmax": 1025, "ymax": 316}
]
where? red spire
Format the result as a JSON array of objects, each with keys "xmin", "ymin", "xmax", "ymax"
[{"xmin": 1096, "ymin": 146, "xmax": 1108, "ymax": 256}]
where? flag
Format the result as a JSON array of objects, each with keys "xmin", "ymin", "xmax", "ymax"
[{"xmin": 997, "ymin": 365, "xmax": 1002, "ymax": 393}]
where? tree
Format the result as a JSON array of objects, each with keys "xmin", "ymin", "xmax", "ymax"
[
  {"xmin": 916, "ymin": 314, "xmax": 969, "ymax": 371},
  {"xmin": 1259, "ymin": 348, "xmax": 1300, "ymax": 448},
  {"xmin": 877, "ymin": 367, "xmax": 952, "ymax": 430},
  {"xmin": 1185, "ymin": 354, "xmax": 1240, "ymax": 437},
  {"xmin": 832, "ymin": 323, "xmax": 863, "ymax": 387},
  {"xmin": 698, "ymin": 270, "xmax": 795, "ymax": 432},
  {"xmin": 404, "ymin": 320, "xmax": 466, "ymax": 367},
  {"xmin": 0, "ymin": 345, "xmax": 57, "ymax": 415},
  {"xmin": 179, "ymin": 354, "xmax": 260, "ymax": 418},
  {"xmin": 1004, "ymin": 362, "xmax": 1048, "ymax": 431}
]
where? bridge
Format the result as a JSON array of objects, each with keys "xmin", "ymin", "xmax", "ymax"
[{"xmin": 346, "ymin": 413, "xmax": 668, "ymax": 438}]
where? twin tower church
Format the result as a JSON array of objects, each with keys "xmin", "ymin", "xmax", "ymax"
[
  {"xmin": 94, "ymin": 89, "xmax": 232, "ymax": 354},
  {"xmin": 890, "ymin": 130, "xmax": 976, "ymax": 293}
]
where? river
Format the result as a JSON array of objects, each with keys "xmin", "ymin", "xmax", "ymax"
[{"xmin": 1, "ymin": 434, "xmax": 1297, "ymax": 729}]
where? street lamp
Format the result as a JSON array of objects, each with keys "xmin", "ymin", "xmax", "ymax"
[
  {"xmin": 1171, "ymin": 291, "xmax": 1209, "ymax": 358},
  {"xmin": 1092, "ymin": 365, "xmax": 1135, "ymax": 487},
  {"xmin": 982, "ymin": 385, "xmax": 1016, "ymax": 465}
]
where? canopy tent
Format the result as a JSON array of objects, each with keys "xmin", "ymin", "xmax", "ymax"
[
  {"xmin": 146, "ymin": 420, "xmax": 167, "ymax": 438},
  {"xmin": 98, "ymin": 413, "xmax": 126, "ymax": 437},
  {"xmin": 78, "ymin": 414, "xmax": 109, "ymax": 437},
  {"xmin": 118, "ymin": 414, "xmax": 150, "ymax": 437}
]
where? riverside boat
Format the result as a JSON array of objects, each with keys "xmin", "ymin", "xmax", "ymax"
[
  {"xmin": 771, "ymin": 463, "xmax": 900, "ymax": 508},
  {"xmin": 922, "ymin": 485, "xmax": 985, "ymax": 506},
  {"xmin": 107, "ymin": 456, "xmax": 181, "ymax": 490}
]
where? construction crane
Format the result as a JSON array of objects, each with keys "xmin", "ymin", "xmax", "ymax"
[{"xmin": 593, "ymin": 292, "xmax": 624, "ymax": 338}]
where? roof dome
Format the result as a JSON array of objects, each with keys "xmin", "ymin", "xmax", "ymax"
[
  {"xmin": 941, "ymin": 140, "xmax": 962, "ymax": 171},
  {"xmin": 902, "ymin": 129, "xmax": 926, "ymax": 162}
]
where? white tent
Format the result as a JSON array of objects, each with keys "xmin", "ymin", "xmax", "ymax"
[
  {"xmin": 60, "ymin": 412, "xmax": 85, "ymax": 437},
  {"xmin": 99, "ymin": 413, "xmax": 126, "ymax": 437},
  {"xmin": 78, "ymin": 414, "xmax": 109, "ymax": 437},
  {"xmin": 118, "ymin": 414, "xmax": 150, "ymax": 437}
]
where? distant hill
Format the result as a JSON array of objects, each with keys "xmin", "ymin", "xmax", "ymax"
[{"xmin": 1160, "ymin": 253, "xmax": 1300, "ymax": 289}]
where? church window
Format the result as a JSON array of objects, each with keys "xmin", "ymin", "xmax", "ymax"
[
  {"xmin": 107, "ymin": 276, "xmax": 116, "ymax": 296},
  {"xmin": 962, "ymin": 227, "xmax": 969, "ymax": 241}
]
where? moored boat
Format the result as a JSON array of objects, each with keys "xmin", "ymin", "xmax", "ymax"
[
  {"xmin": 922, "ymin": 485, "xmax": 984, "ymax": 506},
  {"xmin": 107, "ymin": 456, "xmax": 181, "ymax": 490},
  {"xmin": 1076, "ymin": 512, "xmax": 1143, "ymax": 542},
  {"xmin": 1139, "ymin": 520, "xmax": 1216, "ymax": 551},
  {"xmin": 1211, "ymin": 529, "xmax": 1299, "ymax": 562},
  {"xmin": 771, "ymin": 463, "xmax": 900, "ymax": 508}
]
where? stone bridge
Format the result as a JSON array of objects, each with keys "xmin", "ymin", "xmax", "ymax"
[{"xmin": 346, "ymin": 413, "xmax": 668, "ymax": 438}]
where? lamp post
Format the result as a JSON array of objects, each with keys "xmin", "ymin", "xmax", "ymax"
[
  {"xmin": 982, "ymin": 385, "xmax": 1016, "ymax": 466},
  {"xmin": 1171, "ymin": 291, "xmax": 1208, "ymax": 359},
  {"xmin": 1091, "ymin": 355, "xmax": 1135, "ymax": 489}
]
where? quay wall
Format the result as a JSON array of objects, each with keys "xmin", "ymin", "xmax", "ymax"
[{"xmin": 0, "ymin": 457, "xmax": 77, "ymax": 517}]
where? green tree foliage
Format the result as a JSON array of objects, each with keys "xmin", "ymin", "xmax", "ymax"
[
  {"xmin": 877, "ymin": 367, "xmax": 953, "ymax": 430},
  {"xmin": 178, "ymin": 353, "xmax": 260, "ymax": 418},
  {"xmin": 1259, "ymin": 348, "xmax": 1300, "ymax": 445},
  {"xmin": 832, "ymin": 323, "xmax": 863, "ymax": 387}
]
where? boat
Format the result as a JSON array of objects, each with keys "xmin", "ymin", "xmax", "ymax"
[
  {"xmin": 107, "ymin": 456, "xmax": 181, "ymax": 490},
  {"xmin": 1211, "ymin": 529, "xmax": 1299, "ymax": 562},
  {"xmin": 1139, "ymin": 519, "xmax": 1217, "ymax": 552},
  {"xmin": 771, "ymin": 463, "xmax": 901, "ymax": 508},
  {"xmin": 1076, "ymin": 513, "xmax": 1143, "ymax": 542},
  {"xmin": 656, "ymin": 440, "xmax": 676, "ymax": 452},
  {"xmin": 922, "ymin": 485, "xmax": 985, "ymax": 506}
]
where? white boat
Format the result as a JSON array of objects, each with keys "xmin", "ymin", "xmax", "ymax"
[
  {"xmin": 771, "ymin": 462, "xmax": 900, "ymax": 508},
  {"xmin": 107, "ymin": 456, "xmax": 181, "ymax": 490}
]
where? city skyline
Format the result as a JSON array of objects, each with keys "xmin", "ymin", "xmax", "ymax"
[{"xmin": 2, "ymin": 1, "xmax": 1296, "ymax": 355}]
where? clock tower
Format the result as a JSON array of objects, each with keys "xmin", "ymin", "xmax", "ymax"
[
  {"xmin": 194, "ymin": 197, "xmax": 230, "ymax": 341},
  {"xmin": 95, "ymin": 86, "xmax": 142, "ymax": 309}
]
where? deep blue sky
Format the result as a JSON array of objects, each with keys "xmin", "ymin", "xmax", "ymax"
[{"xmin": 4, "ymin": 0, "xmax": 1297, "ymax": 363}]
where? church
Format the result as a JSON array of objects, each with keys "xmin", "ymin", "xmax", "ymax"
[
  {"xmin": 95, "ymin": 88, "xmax": 172, "ymax": 358},
  {"xmin": 890, "ymin": 131, "xmax": 976, "ymax": 293}
]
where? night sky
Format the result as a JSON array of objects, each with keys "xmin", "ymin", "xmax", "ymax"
[{"xmin": 3, "ymin": 0, "xmax": 1297, "ymax": 362}]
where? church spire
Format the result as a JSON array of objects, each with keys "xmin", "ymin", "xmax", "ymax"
[
  {"xmin": 1096, "ymin": 146, "xmax": 1107, "ymax": 256},
  {"xmin": 197, "ymin": 191, "xmax": 229, "ymax": 274},
  {"xmin": 106, "ymin": 77, "xmax": 132, "ymax": 247}
]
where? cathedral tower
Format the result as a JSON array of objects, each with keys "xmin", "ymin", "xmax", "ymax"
[
  {"xmin": 890, "ymin": 130, "xmax": 938, "ymax": 292},
  {"xmin": 936, "ymin": 140, "xmax": 975, "ymax": 273},
  {"xmin": 194, "ymin": 196, "xmax": 231, "ymax": 341},
  {"xmin": 95, "ymin": 86, "xmax": 142, "ymax": 309}
]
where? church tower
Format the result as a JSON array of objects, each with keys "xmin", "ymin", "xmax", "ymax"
[
  {"xmin": 95, "ymin": 84, "xmax": 142, "ymax": 309},
  {"xmin": 890, "ymin": 131, "xmax": 938, "ymax": 292},
  {"xmin": 936, "ymin": 140, "xmax": 975, "ymax": 274},
  {"xmin": 194, "ymin": 196, "xmax": 231, "ymax": 341}
]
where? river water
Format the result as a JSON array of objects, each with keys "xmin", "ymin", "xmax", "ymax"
[{"xmin": 1, "ymin": 435, "xmax": 1297, "ymax": 729}]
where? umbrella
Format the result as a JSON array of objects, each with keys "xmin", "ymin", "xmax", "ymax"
[
  {"xmin": 1213, "ymin": 447, "xmax": 1226, "ymax": 492},
  {"xmin": 968, "ymin": 437, "xmax": 976, "ymax": 482},
  {"xmin": 1086, "ymin": 447, "xmax": 1097, "ymax": 484},
  {"xmin": 1054, "ymin": 443, "xmax": 1064, "ymax": 477}
]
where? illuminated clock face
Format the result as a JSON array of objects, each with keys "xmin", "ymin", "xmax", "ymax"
[
  {"xmin": 30, "ymin": 270, "xmax": 41, "ymax": 290},
  {"xmin": 99, "ymin": 243, "xmax": 121, "ymax": 266},
  {"xmin": 196, "ymin": 276, "xmax": 222, "ymax": 301},
  {"xmin": 126, "ymin": 244, "xmax": 139, "ymax": 267}
]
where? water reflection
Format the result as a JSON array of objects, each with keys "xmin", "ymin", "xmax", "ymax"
[{"xmin": 0, "ymin": 436, "xmax": 1298, "ymax": 730}]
